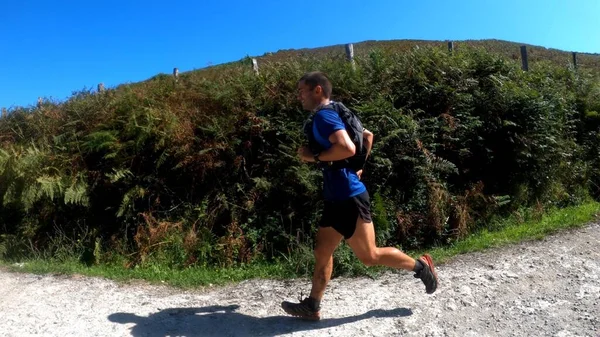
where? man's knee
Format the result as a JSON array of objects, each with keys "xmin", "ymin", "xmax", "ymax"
[{"xmin": 358, "ymin": 251, "xmax": 379, "ymax": 267}]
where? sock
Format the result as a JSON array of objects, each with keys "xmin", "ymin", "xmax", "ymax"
[{"xmin": 413, "ymin": 259, "xmax": 424, "ymax": 273}]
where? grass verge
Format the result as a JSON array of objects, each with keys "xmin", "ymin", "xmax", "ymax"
[
  {"xmin": 2, "ymin": 201, "xmax": 599, "ymax": 288},
  {"xmin": 407, "ymin": 201, "xmax": 600, "ymax": 264}
]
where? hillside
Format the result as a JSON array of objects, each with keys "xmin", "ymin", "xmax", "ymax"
[
  {"xmin": 1, "ymin": 38, "xmax": 600, "ymax": 277},
  {"xmin": 261, "ymin": 39, "xmax": 598, "ymax": 65},
  {"xmin": 176, "ymin": 39, "xmax": 600, "ymax": 82}
]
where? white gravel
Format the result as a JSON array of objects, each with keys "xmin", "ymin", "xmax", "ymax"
[{"xmin": 1, "ymin": 223, "xmax": 599, "ymax": 337}]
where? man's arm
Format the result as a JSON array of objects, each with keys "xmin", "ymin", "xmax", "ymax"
[
  {"xmin": 363, "ymin": 128, "xmax": 374, "ymax": 159},
  {"xmin": 355, "ymin": 128, "xmax": 374, "ymax": 179},
  {"xmin": 298, "ymin": 129, "xmax": 355, "ymax": 163},
  {"xmin": 317, "ymin": 129, "xmax": 356, "ymax": 162}
]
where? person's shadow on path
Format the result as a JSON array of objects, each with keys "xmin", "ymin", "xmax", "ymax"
[{"xmin": 108, "ymin": 304, "xmax": 412, "ymax": 337}]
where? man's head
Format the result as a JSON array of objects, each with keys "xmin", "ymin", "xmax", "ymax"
[{"xmin": 297, "ymin": 71, "xmax": 332, "ymax": 111}]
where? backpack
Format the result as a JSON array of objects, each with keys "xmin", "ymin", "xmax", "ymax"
[{"xmin": 303, "ymin": 101, "xmax": 367, "ymax": 171}]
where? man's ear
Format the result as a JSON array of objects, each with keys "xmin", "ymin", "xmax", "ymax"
[{"xmin": 314, "ymin": 85, "xmax": 322, "ymax": 95}]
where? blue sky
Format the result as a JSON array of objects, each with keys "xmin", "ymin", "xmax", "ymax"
[{"xmin": 1, "ymin": 0, "xmax": 599, "ymax": 109}]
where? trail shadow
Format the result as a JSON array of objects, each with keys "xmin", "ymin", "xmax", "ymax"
[{"xmin": 108, "ymin": 304, "xmax": 412, "ymax": 337}]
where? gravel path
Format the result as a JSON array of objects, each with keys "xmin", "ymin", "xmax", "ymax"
[{"xmin": 1, "ymin": 223, "xmax": 599, "ymax": 337}]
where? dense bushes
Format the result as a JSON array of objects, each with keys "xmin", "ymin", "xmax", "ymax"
[{"xmin": 1, "ymin": 44, "xmax": 599, "ymax": 272}]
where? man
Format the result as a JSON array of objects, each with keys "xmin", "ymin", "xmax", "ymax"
[{"xmin": 281, "ymin": 71, "xmax": 438, "ymax": 321}]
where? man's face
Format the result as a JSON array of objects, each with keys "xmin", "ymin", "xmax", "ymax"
[{"xmin": 297, "ymin": 80, "xmax": 321, "ymax": 111}]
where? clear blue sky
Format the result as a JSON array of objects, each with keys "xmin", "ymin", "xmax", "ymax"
[{"xmin": 1, "ymin": 0, "xmax": 599, "ymax": 109}]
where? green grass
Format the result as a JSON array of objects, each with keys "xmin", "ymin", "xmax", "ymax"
[
  {"xmin": 2, "ymin": 201, "xmax": 599, "ymax": 288},
  {"xmin": 1, "ymin": 259, "xmax": 298, "ymax": 288},
  {"xmin": 408, "ymin": 201, "xmax": 600, "ymax": 264}
]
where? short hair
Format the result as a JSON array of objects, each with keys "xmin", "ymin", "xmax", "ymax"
[{"xmin": 299, "ymin": 71, "xmax": 332, "ymax": 98}]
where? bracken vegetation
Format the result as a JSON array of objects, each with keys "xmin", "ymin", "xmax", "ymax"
[{"xmin": 1, "ymin": 39, "xmax": 600, "ymax": 277}]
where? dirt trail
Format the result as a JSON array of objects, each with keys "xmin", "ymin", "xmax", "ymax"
[{"xmin": 1, "ymin": 223, "xmax": 599, "ymax": 337}]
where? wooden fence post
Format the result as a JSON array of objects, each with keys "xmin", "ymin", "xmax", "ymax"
[
  {"xmin": 173, "ymin": 68, "xmax": 179, "ymax": 82},
  {"xmin": 1, "ymin": 108, "xmax": 6, "ymax": 118},
  {"xmin": 252, "ymin": 58, "xmax": 259, "ymax": 75},
  {"xmin": 572, "ymin": 52, "xmax": 578, "ymax": 69},
  {"xmin": 520, "ymin": 45, "xmax": 529, "ymax": 71},
  {"xmin": 98, "ymin": 83, "xmax": 105, "ymax": 92},
  {"xmin": 448, "ymin": 41, "xmax": 454, "ymax": 53},
  {"xmin": 345, "ymin": 43, "xmax": 355, "ymax": 69}
]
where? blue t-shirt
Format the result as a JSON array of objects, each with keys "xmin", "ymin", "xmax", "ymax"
[{"xmin": 312, "ymin": 108, "xmax": 366, "ymax": 201}]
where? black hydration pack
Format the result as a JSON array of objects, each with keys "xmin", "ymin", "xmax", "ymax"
[{"xmin": 303, "ymin": 101, "xmax": 367, "ymax": 171}]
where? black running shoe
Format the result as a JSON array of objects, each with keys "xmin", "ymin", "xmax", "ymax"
[
  {"xmin": 414, "ymin": 254, "xmax": 438, "ymax": 294},
  {"xmin": 281, "ymin": 295, "xmax": 320, "ymax": 321}
]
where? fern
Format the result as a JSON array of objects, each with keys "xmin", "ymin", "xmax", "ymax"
[
  {"xmin": 82, "ymin": 130, "xmax": 120, "ymax": 158},
  {"xmin": 431, "ymin": 157, "xmax": 459, "ymax": 175},
  {"xmin": 18, "ymin": 175, "xmax": 65, "ymax": 211},
  {"xmin": 21, "ymin": 184, "xmax": 42, "ymax": 211},
  {"xmin": 36, "ymin": 175, "xmax": 64, "ymax": 201},
  {"xmin": 252, "ymin": 177, "xmax": 272, "ymax": 192},
  {"xmin": 3, "ymin": 182, "xmax": 18, "ymax": 206},
  {"xmin": 64, "ymin": 174, "xmax": 89, "ymax": 207},
  {"xmin": 0, "ymin": 148, "xmax": 11, "ymax": 175},
  {"xmin": 106, "ymin": 168, "xmax": 133, "ymax": 183},
  {"xmin": 117, "ymin": 185, "xmax": 145, "ymax": 217}
]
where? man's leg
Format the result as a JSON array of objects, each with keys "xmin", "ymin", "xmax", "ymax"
[
  {"xmin": 310, "ymin": 226, "xmax": 344, "ymax": 301},
  {"xmin": 346, "ymin": 216, "xmax": 415, "ymax": 270},
  {"xmin": 346, "ymin": 216, "xmax": 438, "ymax": 294},
  {"xmin": 281, "ymin": 226, "xmax": 343, "ymax": 320}
]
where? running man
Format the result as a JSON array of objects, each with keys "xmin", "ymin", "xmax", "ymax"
[{"xmin": 282, "ymin": 71, "xmax": 438, "ymax": 321}]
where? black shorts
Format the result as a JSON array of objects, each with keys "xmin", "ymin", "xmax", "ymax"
[{"xmin": 319, "ymin": 191, "xmax": 372, "ymax": 239}]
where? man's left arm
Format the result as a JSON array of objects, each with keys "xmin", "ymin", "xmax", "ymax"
[
  {"xmin": 355, "ymin": 128, "xmax": 374, "ymax": 179},
  {"xmin": 363, "ymin": 128, "xmax": 374, "ymax": 160}
]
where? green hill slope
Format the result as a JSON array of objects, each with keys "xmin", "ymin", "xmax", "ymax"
[{"xmin": 1, "ymin": 39, "xmax": 599, "ymax": 273}]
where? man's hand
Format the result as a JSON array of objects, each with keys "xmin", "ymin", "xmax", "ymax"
[
  {"xmin": 297, "ymin": 146, "xmax": 315, "ymax": 162},
  {"xmin": 356, "ymin": 169, "xmax": 363, "ymax": 180}
]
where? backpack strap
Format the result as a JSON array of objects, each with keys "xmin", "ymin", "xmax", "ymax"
[{"xmin": 315, "ymin": 102, "xmax": 366, "ymax": 171}]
